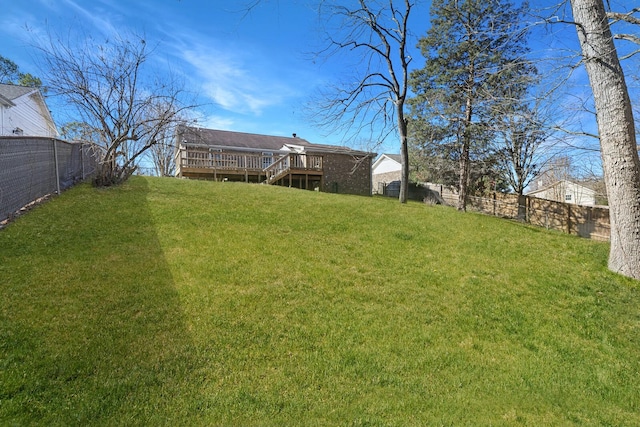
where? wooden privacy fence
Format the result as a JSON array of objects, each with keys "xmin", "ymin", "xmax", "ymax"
[{"xmin": 422, "ymin": 183, "xmax": 610, "ymax": 241}]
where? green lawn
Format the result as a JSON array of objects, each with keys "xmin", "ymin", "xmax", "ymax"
[{"xmin": 1, "ymin": 176, "xmax": 638, "ymax": 425}]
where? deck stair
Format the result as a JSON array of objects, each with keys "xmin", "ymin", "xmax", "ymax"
[{"xmin": 264, "ymin": 153, "xmax": 323, "ymax": 184}]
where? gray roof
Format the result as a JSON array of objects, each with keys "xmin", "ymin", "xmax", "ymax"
[
  {"xmin": 0, "ymin": 94, "xmax": 14, "ymax": 107},
  {"xmin": 178, "ymin": 125, "xmax": 374, "ymax": 156},
  {"xmin": 0, "ymin": 83, "xmax": 37, "ymax": 101},
  {"xmin": 304, "ymin": 143, "xmax": 372, "ymax": 156},
  {"xmin": 177, "ymin": 126, "xmax": 311, "ymax": 151},
  {"xmin": 383, "ymin": 154, "xmax": 402, "ymax": 163}
]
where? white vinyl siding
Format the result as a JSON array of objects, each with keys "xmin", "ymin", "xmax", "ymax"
[{"xmin": 0, "ymin": 92, "xmax": 57, "ymax": 137}]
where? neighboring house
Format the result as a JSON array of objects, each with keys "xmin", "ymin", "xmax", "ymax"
[
  {"xmin": 372, "ymin": 153, "xmax": 402, "ymax": 195},
  {"xmin": 175, "ymin": 126, "xmax": 376, "ymax": 196},
  {"xmin": 0, "ymin": 84, "xmax": 58, "ymax": 137},
  {"xmin": 526, "ymin": 179, "xmax": 597, "ymax": 206}
]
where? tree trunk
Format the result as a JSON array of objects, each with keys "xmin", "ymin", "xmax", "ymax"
[
  {"xmin": 571, "ymin": 0, "xmax": 640, "ymax": 280},
  {"xmin": 398, "ymin": 104, "xmax": 409, "ymax": 204},
  {"xmin": 458, "ymin": 84, "xmax": 474, "ymax": 211},
  {"xmin": 458, "ymin": 137, "xmax": 470, "ymax": 211}
]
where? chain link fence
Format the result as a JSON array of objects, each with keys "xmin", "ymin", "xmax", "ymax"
[{"xmin": 0, "ymin": 137, "xmax": 99, "ymax": 224}]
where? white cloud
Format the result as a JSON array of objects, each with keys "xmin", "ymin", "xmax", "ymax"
[
  {"xmin": 181, "ymin": 46, "xmax": 296, "ymax": 115},
  {"xmin": 58, "ymin": 0, "xmax": 121, "ymax": 38},
  {"xmin": 2, "ymin": 0, "xmax": 322, "ymax": 136},
  {"xmin": 196, "ymin": 114, "xmax": 236, "ymax": 130}
]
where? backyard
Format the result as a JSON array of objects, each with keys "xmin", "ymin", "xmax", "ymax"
[{"xmin": 1, "ymin": 176, "xmax": 638, "ymax": 425}]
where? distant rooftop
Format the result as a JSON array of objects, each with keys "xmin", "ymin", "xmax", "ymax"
[
  {"xmin": 383, "ymin": 154, "xmax": 402, "ymax": 163},
  {"xmin": 0, "ymin": 83, "xmax": 37, "ymax": 101}
]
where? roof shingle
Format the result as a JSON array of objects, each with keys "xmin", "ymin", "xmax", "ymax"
[
  {"xmin": 178, "ymin": 125, "xmax": 374, "ymax": 156},
  {"xmin": 177, "ymin": 126, "xmax": 311, "ymax": 151},
  {"xmin": 0, "ymin": 83, "xmax": 37, "ymax": 101}
]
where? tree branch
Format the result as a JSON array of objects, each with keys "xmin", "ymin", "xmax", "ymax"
[
  {"xmin": 607, "ymin": 8, "xmax": 640, "ymax": 26},
  {"xmin": 614, "ymin": 33, "xmax": 640, "ymax": 46}
]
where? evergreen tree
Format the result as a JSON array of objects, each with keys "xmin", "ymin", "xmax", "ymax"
[
  {"xmin": 409, "ymin": 0, "xmax": 532, "ymax": 210},
  {"xmin": 0, "ymin": 55, "xmax": 42, "ymax": 87},
  {"xmin": 0, "ymin": 55, "xmax": 20, "ymax": 83}
]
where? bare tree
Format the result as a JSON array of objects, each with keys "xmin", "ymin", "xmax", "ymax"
[
  {"xmin": 148, "ymin": 140, "xmax": 176, "ymax": 177},
  {"xmin": 36, "ymin": 33, "xmax": 196, "ymax": 186},
  {"xmin": 492, "ymin": 100, "xmax": 551, "ymax": 197},
  {"xmin": 569, "ymin": 0, "xmax": 640, "ymax": 280},
  {"xmin": 147, "ymin": 109, "xmax": 183, "ymax": 177},
  {"xmin": 313, "ymin": 0, "xmax": 413, "ymax": 202}
]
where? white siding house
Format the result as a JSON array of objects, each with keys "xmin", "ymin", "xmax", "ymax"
[
  {"xmin": 526, "ymin": 179, "xmax": 597, "ymax": 206},
  {"xmin": 0, "ymin": 84, "xmax": 58, "ymax": 137},
  {"xmin": 372, "ymin": 153, "xmax": 402, "ymax": 194}
]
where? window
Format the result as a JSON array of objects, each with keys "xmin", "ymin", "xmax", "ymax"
[
  {"xmin": 262, "ymin": 152, "xmax": 274, "ymax": 168},
  {"xmin": 565, "ymin": 194, "xmax": 572, "ymax": 201}
]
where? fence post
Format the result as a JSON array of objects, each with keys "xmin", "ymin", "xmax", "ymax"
[
  {"xmin": 517, "ymin": 194, "xmax": 526, "ymax": 221},
  {"xmin": 52, "ymin": 139, "xmax": 61, "ymax": 194},
  {"xmin": 81, "ymin": 144, "xmax": 85, "ymax": 180},
  {"xmin": 567, "ymin": 203, "xmax": 572, "ymax": 235},
  {"xmin": 493, "ymin": 192, "xmax": 497, "ymax": 216}
]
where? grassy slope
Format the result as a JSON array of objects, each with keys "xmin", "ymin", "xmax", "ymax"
[{"xmin": 1, "ymin": 176, "xmax": 638, "ymax": 425}]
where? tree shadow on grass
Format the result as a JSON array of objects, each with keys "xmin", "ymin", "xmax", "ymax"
[{"xmin": 0, "ymin": 177, "xmax": 203, "ymax": 425}]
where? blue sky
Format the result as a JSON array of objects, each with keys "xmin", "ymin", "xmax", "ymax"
[
  {"xmin": 1, "ymin": 0, "xmax": 431, "ymax": 155},
  {"xmin": 2, "ymin": 0, "xmax": 635, "ymax": 172}
]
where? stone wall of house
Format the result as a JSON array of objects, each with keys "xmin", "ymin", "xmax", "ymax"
[
  {"xmin": 320, "ymin": 153, "xmax": 373, "ymax": 196},
  {"xmin": 372, "ymin": 171, "xmax": 401, "ymax": 195}
]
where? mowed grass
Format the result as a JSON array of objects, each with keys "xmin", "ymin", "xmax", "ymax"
[{"xmin": 1, "ymin": 176, "xmax": 639, "ymax": 425}]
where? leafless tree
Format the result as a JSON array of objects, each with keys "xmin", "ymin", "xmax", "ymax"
[
  {"xmin": 148, "ymin": 139, "xmax": 176, "ymax": 177},
  {"xmin": 147, "ymin": 107, "xmax": 186, "ymax": 177},
  {"xmin": 493, "ymin": 110, "xmax": 543, "ymax": 220},
  {"xmin": 313, "ymin": 0, "xmax": 413, "ymax": 203},
  {"xmin": 537, "ymin": 3, "xmax": 639, "ymax": 154},
  {"xmin": 59, "ymin": 121, "xmax": 99, "ymax": 143},
  {"xmin": 491, "ymin": 98, "xmax": 553, "ymax": 197},
  {"xmin": 569, "ymin": 0, "xmax": 640, "ymax": 280},
  {"xmin": 36, "ymin": 32, "xmax": 196, "ymax": 186}
]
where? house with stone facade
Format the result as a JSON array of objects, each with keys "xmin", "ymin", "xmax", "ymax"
[{"xmin": 174, "ymin": 126, "xmax": 375, "ymax": 196}]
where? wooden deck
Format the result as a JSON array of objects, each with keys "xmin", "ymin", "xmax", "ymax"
[{"xmin": 177, "ymin": 149, "xmax": 323, "ymax": 187}]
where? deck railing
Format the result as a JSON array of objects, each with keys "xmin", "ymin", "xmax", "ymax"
[
  {"xmin": 180, "ymin": 149, "xmax": 270, "ymax": 171},
  {"xmin": 179, "ymin": 148, "xmax": 323, "ymax": 183}
]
